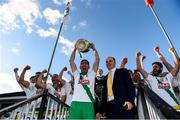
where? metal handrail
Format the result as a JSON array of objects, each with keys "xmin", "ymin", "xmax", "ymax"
[
  {"xmin": 0, "ymin": 90, "xmax": 70, "ymax": 119},
  {"xmin": 0, "ymin": 93, "xmax": 44, "ymax": 115},
  {"xmin": 140, "ymin": 84, "xmax": 180, "ymax": 119},
  {"xmin": 48, "ymin": 93, "xmax": 70, "ymax": 108}
]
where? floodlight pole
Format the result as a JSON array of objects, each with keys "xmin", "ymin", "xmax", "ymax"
[
  {"xmin": 149, "ymin": 5, "xmax": 179, "ymax": 58},
  {"xmin": 45, "ymin": 2, "xmax": 71, "ymax": 83}
]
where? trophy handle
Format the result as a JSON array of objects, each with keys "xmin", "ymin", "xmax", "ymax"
[{"xmin": 88, "ymin": 43, "xmax": 93, "ymax": 49}]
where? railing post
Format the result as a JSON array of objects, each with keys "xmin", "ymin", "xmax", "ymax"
[
  {"xmin": 137, "ymin": 86, "xmax": 150, "ymax": 119},
  {"xmin": 37, "ymin": 90, "xmax": 48, "ymax": 119}
]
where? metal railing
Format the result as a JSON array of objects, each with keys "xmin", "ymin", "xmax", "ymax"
[
  {"xmin": 0, "ymin": 90, "xmax": 70, "ymax": 120},
  {"xmin": 137, "ymin": 84, "xmax": 180, "ymax": 119}
]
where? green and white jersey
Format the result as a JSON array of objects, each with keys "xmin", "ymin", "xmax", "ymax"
[
  {"xmin": 72, "ymin": 70, "xmax": 96, "ymax": 102},
  {"xmin": 146, "ymin": 73, "xmax": 179, "ymax": 106},
  {"xmin": 172, "ymin": 71, "xmax": 180, "ymax": 88}
]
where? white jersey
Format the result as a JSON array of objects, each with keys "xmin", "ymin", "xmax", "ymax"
[
  {"xmin": 47, "ymin": 83, "xmax": 56, "ymax": 95},
  {"xmin": 172, "ymin": 71, "xmax": 180, "ymax": 88},
  {"xmin": 47, "ymin": 83, "xmax": 66, "ymax": 99},
  {"xmin": 23, "ymin": 83, "xmax": 37, "ymax": 99},
  {"xmin": 14, "ymin": 72, "xmax": 37, "ymax": 99},
  {"xmin": 72, "ymin": 70, "xmax": 96, "ymax": 102},
  {"xmin": 64, "ymin": 82, "xmax": 73, "ymax": 106},
  {"xmin": 58, "ymin": 86, "xmax": 66, "ymax": 99},
  {"xmin": 146, "ymin": 73, "xmax": 179, "ymax": 106}
]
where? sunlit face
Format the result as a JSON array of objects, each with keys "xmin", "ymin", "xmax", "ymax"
[
  {"xmin": 80, "ymin": 60, "xmax": 89, "ymax": 74},
  {"xmin": 30, "ymin": 76, "xmax": 36, "ymax": 83},
  {"xmin": 152, "ymin": 64, "xmax": 162, "ymax": 76},
  {"xmin": 132, "ymin": 72, "xmax": 141, "ymax": 83},
  {"xmin": 52, "ymin": 74, "xmax": 59, "ymax": 85},
  {"xmin": 106, "ymin": 57, "xmax": 116, "ymax": 70}
]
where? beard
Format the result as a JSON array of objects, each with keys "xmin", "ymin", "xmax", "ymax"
[{"xmin": 152, "ymin": 69, "xmax": 162, "ymax": 76}]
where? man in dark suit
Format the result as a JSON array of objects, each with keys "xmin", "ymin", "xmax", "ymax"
[{"xmin": 96, "ymin": 56, "xmax": 136, "ymax": 119}]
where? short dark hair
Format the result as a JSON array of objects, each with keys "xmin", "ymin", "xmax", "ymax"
[
  {"xmin": 81, "ymin": 59, "xmax": 89, "ymax": 66},
  {"xmin": 128, "ymin": 69, "xmax": 133, "ymax": 74},
  {"xmin": 53, "ymin": 74, "xmax": 58, "ymax": 77},
  {"xmin": 35, "ymin": 72, "xmax": 41, "ymax": 75},
  {"xmin": 107, "ymin": 56, "xmax": 116, "ymax": 63},
  {"xmin": 30, "ymin": 76, "xmax": 35, "ymax": 80},
  {"xmin": 152, "ymin": 61, "xmax": 163, "ymax": 68}
]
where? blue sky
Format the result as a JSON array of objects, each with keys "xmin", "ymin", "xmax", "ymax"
[{"xmin": 0, "ymin": 0, "xmax": 180, "ymax": 93}]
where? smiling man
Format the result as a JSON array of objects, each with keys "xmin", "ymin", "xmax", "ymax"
[
  {"xmin": 68, "ymin": 44, "xmax": 100, "ymax": 119},
  {"xmin": 96, "ymin": 56, "xmax": 136, "ymax": 119}
]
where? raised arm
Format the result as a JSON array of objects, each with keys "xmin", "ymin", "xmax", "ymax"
[
  {"xmin": 36, "ymin": 70, "xmax": 47, "ymax": 89},
  {"xmin": 154, "ymin": 46, "xmax": 173, "ymax": 72},
  {"xmin": 19, "ymin": 65, "xmax": 31, "ymax": 88},
  {"xmin": 136, "ymin": 52, "xmax": 148, "ymax": 78},
  {"xmin": 59, "ymin": 67, "xmax": 67, "ymax": 79},
  {"xmin": 141, "ymin": 56, "xmax": 146, "ymax": 69},
  {"xmin": 67, "ymin": 70, "xmax": 74, "ymax": 84},
  {"xmin": 14, "ymin": 67, "xmax": 24, "ymax": 90},
  {"xmin": 69, "ymin": 47, "xmax": 77, "ymax": 73},
  {"xmin": 120, "ymin": 57, "xmax": 128, "ymax": 68},
  {"xmin": 13, "ymin": 67, "xmax": 19, "ymax": 81},
  {"xmin": 169, "ymin": 48, "xmax": 180, "ymax": 77},
  {"xmin": 92, "ymin": 44, "xmax": 100, "ymax": 73}
]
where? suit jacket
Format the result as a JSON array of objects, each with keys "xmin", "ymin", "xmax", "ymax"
[{"xmin": 99, "ymin": 68, "xmax": 136, "ymax": 118}]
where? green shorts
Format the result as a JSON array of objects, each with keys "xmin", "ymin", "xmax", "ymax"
[{"xmin": 68, "ymin": 101, "xmax": 94, "ymax": 119}]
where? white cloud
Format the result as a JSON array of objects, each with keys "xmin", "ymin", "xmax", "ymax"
[
  {"xmin": 0, "ymin": 72, "xmax": 22, "ymax": 94},
  {"xmin": 80, "ymin": 0, "xmax": 92, "ymax": 6},
  {"xmin": 72, "ymin": 21, "xmax": 87, "ymax": 31},
  {"xmin": 36, "ymin": 27, "xmax": 74, "ymax": 56},
  {"xmin": 52, "ymin": 0, "xmax": 63, "ymax": 5},
  {"xmin": 58, "ymin": 36, "xmax": 74, "ymax": 56},
  {"xmin": 9, "ymin": 47, "xmax": 20, "ymax": 56},
  {"xmin": 36, "ymin": 27, "xmax": 58, "ymax": 38},
  {"xmin": 79, "ymin": 20, "xmax": 87, "ymax": 27},
  {"xmin": 43, "ymin": 8, "xmax": 63, "ymax": 25},
  {"xmin": 0, "ymin": 0, "xmax": 42, "ymax": 33},
  {"xmin": 52, "ymin": 0, "xmax": 72, "ymax": 6}
]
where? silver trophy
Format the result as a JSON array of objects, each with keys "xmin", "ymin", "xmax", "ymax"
[{"xmin": 75, "ymin": 39, "xmax": 93, "ymax": 53}]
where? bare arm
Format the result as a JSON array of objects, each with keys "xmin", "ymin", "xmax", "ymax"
[
  {"xmin": 13, "ymin": 68, "xmax": 19, "ymax": 81},
  {"xmin": 67, "ymin": 70, "xmax": 74, "ymax": 84},
  {"xmin": 154, "ymin": 46, "xmax": 173, "ymax": 72},
  {"xmin": 169, "ymin": 48, "xmax": 180, "ymax": 77},
  {"xmin": 120, "ymin": 57, "xmax": 128, "ymax": 68},
  {"xmin": 59, "ymin": 67, "xmax": 67, "ymax": 79},
  {"xmin": 61, "ymin": 95, "xmax": 66, "ymax": 103},
  {"xmin": 141, "ymin": 56, "xmax": 146, "ymax": 69},
  {"xmin": 19, "ymin": 65, "xmax": 31, "ymax": 88},
  {"xmin": 69, "ymin": 47, "xmax": 77, "ymax": 73},
  {"xmin": 14, "ymin": 67, "xmax": 24, "ymax": 89},
  {"xmin": 136, "ymin": 52, "xmax": 148, "ymax": 78},
  {"xmin": 92, "ymin": 44, "xmax": 100, "ymax": 73},
  {"xmin": 36, "ymin": 72, "xmax": 47, "ymax": 89}
]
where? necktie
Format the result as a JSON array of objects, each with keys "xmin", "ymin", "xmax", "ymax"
[{"xmin": 107, "ymin": 70, "xmax": 113, "ymax": 97}]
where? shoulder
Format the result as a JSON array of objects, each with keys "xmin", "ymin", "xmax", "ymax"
[
  {"xmin": 88, "ymin": 70, "xmax": 96, "ymax": 78},
  {"xmin": 116, "ymin": 68, "xmax": 128, "ymax": 72},
  {"xmin": 165, "ymin": 72, "xmax": 173, "ymax": 79},
  {"xmin": 115, "ymin": 68, "xmax": 128, "ymax": 74}
]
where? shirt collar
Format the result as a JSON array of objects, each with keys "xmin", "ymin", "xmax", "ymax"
[{"xmin": 109, "ymin": 67, "xmax": 116, "ymax": 72}]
